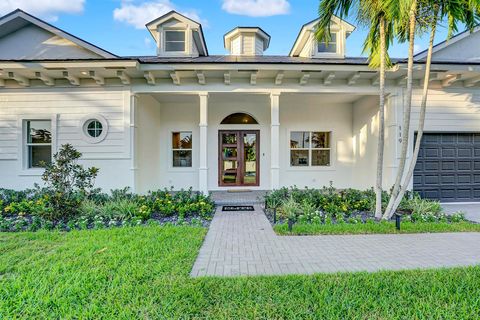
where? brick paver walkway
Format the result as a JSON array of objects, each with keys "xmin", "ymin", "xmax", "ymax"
[{"xmin": 191, "ymin": 206, "xmax": 480, "ymax": 277}]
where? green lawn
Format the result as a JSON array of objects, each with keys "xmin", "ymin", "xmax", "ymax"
[
  {"xmin": 1, "ymin": 227, "xmax": 480, "ymax": 319},
  {"xmin": 274, "ymin": 221, "xmax": 480, "ymax": 235}
]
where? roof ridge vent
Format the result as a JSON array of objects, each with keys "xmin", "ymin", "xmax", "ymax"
[{"xmin": 224, "ymin": 27, "xmax": 270, "ymax": 56}]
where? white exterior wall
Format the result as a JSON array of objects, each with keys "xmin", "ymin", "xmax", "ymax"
[
  {"xmin": 279, "ymin": 95, "xmax": 355, "ymax": 189},
  {"xmin": 0, "ymin": 88, "xmax": 133, "ymax": 191},
  {"xmin": 352, "ymin": 96, "xmax": 378, "ymax": 189},
  {"xmin": 136, "ymin": 95, "xmax": 162, "ymax": 193},
  {"xmin": 410, "ymin": 86, "xmax": 480, "ymax": 132}
]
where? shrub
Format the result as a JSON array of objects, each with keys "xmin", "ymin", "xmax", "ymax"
[
  {"xmin": 281, "ymin": 197, "xmax": 300, "ymax": 221},
  {"xmin": 450, "ymin": 211, "xmax": 466, "ymax": 223},
  {"xmin": 407, "ymin": 195, "xmax": 443, "ymax": 222},
  {"xmin": 39, "ymin": 144, "xmax": 98, "ymax": 221}
]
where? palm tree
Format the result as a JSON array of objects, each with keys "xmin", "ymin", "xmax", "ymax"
[
  {"xmin": 383, "ymin": 0, "xmax": 480, "ymax": 219},
  {"xmin": 315, "ymin": 0, "xmax": 397, "ymax": 218}
]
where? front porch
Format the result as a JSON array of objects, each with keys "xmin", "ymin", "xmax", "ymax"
[{"xmin": 132, "ymin": 90, "xmax": 385, "ymax": 194}]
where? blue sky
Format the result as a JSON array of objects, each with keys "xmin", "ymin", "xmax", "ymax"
[{"xmin": 1, "ymin": 0, "xmax": 456, "ymax": 58}]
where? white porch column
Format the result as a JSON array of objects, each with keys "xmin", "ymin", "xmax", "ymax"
[
  {"xmin": 270, "ymin": 92, "xmax": 281, "ymax": 189},
  {"xmin": 130, "ymin": 93, "xmax": 138, "ymax": 193},
  {"xmin": 199, "ymin": 92, "xmax": 209, "ymax": 194}
]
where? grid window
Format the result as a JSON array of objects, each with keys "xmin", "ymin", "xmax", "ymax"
[
  {"xmin": 165, "ymin": 31, "xmax": 186, "ymax": 52},
  {"xmin": 86, "ymin": 120, "xmax": 103, "ymax": 138},
  {"xmin": 172, "ymin": 131, "xmax": 192, "ymax": 167},
  {"xmin": 26, "ymin": 120, "xmax": 52, "ymax": 168},
  {"xmin": 318, "ymin": 33, "xmax": 337, "ymax": 53},
  {"xmin": 290, "ymin": 131, "xmax": 331, "ymax": 167}
]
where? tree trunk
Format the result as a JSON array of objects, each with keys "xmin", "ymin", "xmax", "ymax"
[
  {"xmin": 386, "ymin": 14, "xmax": 438, "ymax": 219},
  {"xmin": 383, "ymin": 0, "xmax": 417, "ymax": 219},
  {"xmin": 375, "ymin": 16, "xmax": 387, "ymax": 219}
]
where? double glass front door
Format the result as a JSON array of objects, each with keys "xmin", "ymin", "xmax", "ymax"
[{"xmin": 219, "ymin": 130, "xmax": 259, "ymax": 186}]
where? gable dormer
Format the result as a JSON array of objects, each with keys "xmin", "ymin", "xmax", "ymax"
[
  {"xmin": 289, "ymin": 16, "xmax": 355, "ymax": 59},
  {"xmin": 224, "ymin": 27, "xmax": 270, "ymax": 56},
  {"xmin": 146, "ymin": 11, "xmax": 208, "ymax": 57},
  {"xmin": 0, "ymin": 9, "xmax": 116, "ymax": 60}
]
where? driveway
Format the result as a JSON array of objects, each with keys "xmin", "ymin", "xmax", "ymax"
[
  {"xmin": 191, "ymin": 206, "xmax": 480, "ymax": 277},
  {"xmin": 442, "ymin": 203, "xmax": 480, "ymax": 223}
]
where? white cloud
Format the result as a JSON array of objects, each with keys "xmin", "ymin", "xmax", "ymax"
[
  {"xmin": 222, "ymin": 0, "xmax": 290, "ymax": 17},
  {"xmin": 0, "ymin": 0, "xmax": 85, "ymax": 22},
  {"xmin": 113, "ymin": 0, "xmax": 203, "ymax": 29}
]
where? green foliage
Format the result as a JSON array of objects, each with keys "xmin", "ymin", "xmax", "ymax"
[
  {"xmin": 1, "ymin": 186, "xmax": 215, "ymax": 232},
  {"xmin": 281, "ymin": 197, "xmax": 300, "ymax": 221},
  {"xmin": 266, "ymin": 186, "xmax": 470, "ymax": 227},
  {"xmin": 405, "ymin": 195, "xmax": 444, "ymax": 222},
  {"xmin": 40, "ymin": 144, "xmax": 98, "ymax": 221},
  {"xmin": 275, "ymin": 220, "xmax": 480, "ymax": 235}
]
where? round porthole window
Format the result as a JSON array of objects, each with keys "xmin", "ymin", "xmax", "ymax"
[
  {"xmin": 86, "ymin": 120, "xmax": 103, "ymax": 138},
  {"xmin": 81, "ymin": 114, "xmax": 108, "ymax": 143}
]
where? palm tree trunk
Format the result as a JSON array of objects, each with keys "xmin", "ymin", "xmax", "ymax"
[
  {"xmin": 386, "ymin": 13, "xmax": 438, "ymax": 219},
  {"xmin": 383, "ymin": 0, "xmax": 417, "ymax": 219},
  {"xmin": 375, "ymin": 16, "xmax": 387, "ymax": 219}
]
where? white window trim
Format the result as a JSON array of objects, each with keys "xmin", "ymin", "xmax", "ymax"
[
  {"xmin": 164, "ymin": 29, "xmax": 187, "ymax": 53},
  {"xmin": 80, "ymin": 114, "xmax": 108, "ymax": 144},
  {"xmin": 287, "ymin": 129, "xmax": 335, "ymax": 171},
  {"xmin": 17, "ymin": 114, "xmax": 58, "ymax": 176},
  {"xmin": 169, "ymin": 130, "xmax": 194, "ymax": 171},
  {"xmin": 312, "ymin": 29, "xmax": 344, "ymax": 58}
]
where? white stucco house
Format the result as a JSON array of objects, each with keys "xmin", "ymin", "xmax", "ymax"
[{"xmin": 1, "ymin": 9, "xmax": 480, "ymax": 202}]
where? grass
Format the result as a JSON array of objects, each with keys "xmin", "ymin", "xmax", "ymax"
[
  {"xmin": 274, "ymin": 221, "xmax": 480, "ymax": 235},
  {"xmin": 1, "ymin": 226, "xmax": 480, "ymax": 319}
]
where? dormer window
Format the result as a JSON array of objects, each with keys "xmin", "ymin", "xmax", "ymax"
[
  {"xmin": 165, "ymin": 30, "xmax": 186, "ymax": 52},
  {"xmin": 317, "ymin": 33, "xmax": 337, "ymax": 53},
  {"xmin": 289, "ymin": 16, "xmax": 355, "ymax": 59},
  {"xmin": 146, "ymin": 11, "xmax": 208, "ymax": 58}
]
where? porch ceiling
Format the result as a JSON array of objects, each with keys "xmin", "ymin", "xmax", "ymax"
[{"xmin": 146, "ymin": 92, "xmax": 372, "ymax": 105}]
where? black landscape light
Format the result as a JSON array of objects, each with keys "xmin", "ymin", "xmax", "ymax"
[{"xmin": 395, "ymin": 213, "xmax": 402, "ymax": 231}]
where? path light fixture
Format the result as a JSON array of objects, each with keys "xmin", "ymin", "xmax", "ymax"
[
  {"xmin": 395, "ymin": 213, "xmax": 402, "ymax": 231},
  {"xmin": 288, "ymin": 217, "xmax": 295, "ymax": 232}
]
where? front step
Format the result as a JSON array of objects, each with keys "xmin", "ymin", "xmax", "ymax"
[{"xmin": 211, "ymin": 190, "xmax": 267, "ymax": 205}]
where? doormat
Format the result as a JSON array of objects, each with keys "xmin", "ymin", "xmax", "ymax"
[{"xmin": 222, "ymin": 205, "xmax": 255, "ymax": 211}]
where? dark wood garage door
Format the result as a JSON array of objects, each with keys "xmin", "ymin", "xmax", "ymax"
[{"xmin": 413, "ymin": 133, "xmax": 480, "ymax": 202}]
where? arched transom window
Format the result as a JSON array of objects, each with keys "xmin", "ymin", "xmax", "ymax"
[{"xmin": 221, "ymin": 113, "xmax": 259, "ymax": 125}]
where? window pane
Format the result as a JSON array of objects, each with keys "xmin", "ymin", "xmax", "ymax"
[
  {"xmin": 221, "ymin": 113, "xmax": 258, "ymax": 124},
  {"xmin": 29, "ymin": 145, "xmax": 51, "ymax": 168},
  {"xmin": 312, "ymin": 150, "xmax": 331, "ymax": 166},
  {"xmin": 222, "ymin": 160, "xmax": 238, "ymax": 184},
  {"xmin": 243, "ymin": 133, "xmax": 257, "ymax": 184},
  {"xmin": 165, "ymin": 31, "xmax": 185, "ymax": 41},
  {"xmin": 311, "ymin": 132, "xmax": 330, "ymax": 148},
  {"xmin": 290, "ymin": 132, "xmax": 310, "ymax": 149},
  {"xmin": 222, "ymin": 133, "xmax": 237, "ymax": 144},
  {"xmin": 172, "ymin": 132, "xmax": 192, "ymax": 149},
  {"xmin": 165, "ymin": 41, "xmax": 185, "ymax": 52},
  {"xmin": 28, "ymin": 120, "xmax": 51, "ymax": 144},
  {"xmin": 173, "ymin": 150, "xmax": 192, "ymax": 167},
  {"xmin": 222, "ymin": 147, "xmax": 237, "ymax": 158},
  {"xmin": 87, "ymin": 120, "xmax": 103, "ymax": 138},
  {"xmin": 318, "ymin": 42, "xmax": 336, "ymax": 53},
  {"xmin": 291, "ymin": 150, "xmax": 309, "ymax": 166}
]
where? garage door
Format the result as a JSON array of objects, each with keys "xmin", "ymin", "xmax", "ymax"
[{"xmin": 413, "ymin": 133, "xmax": 480, "ymax": 202}]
